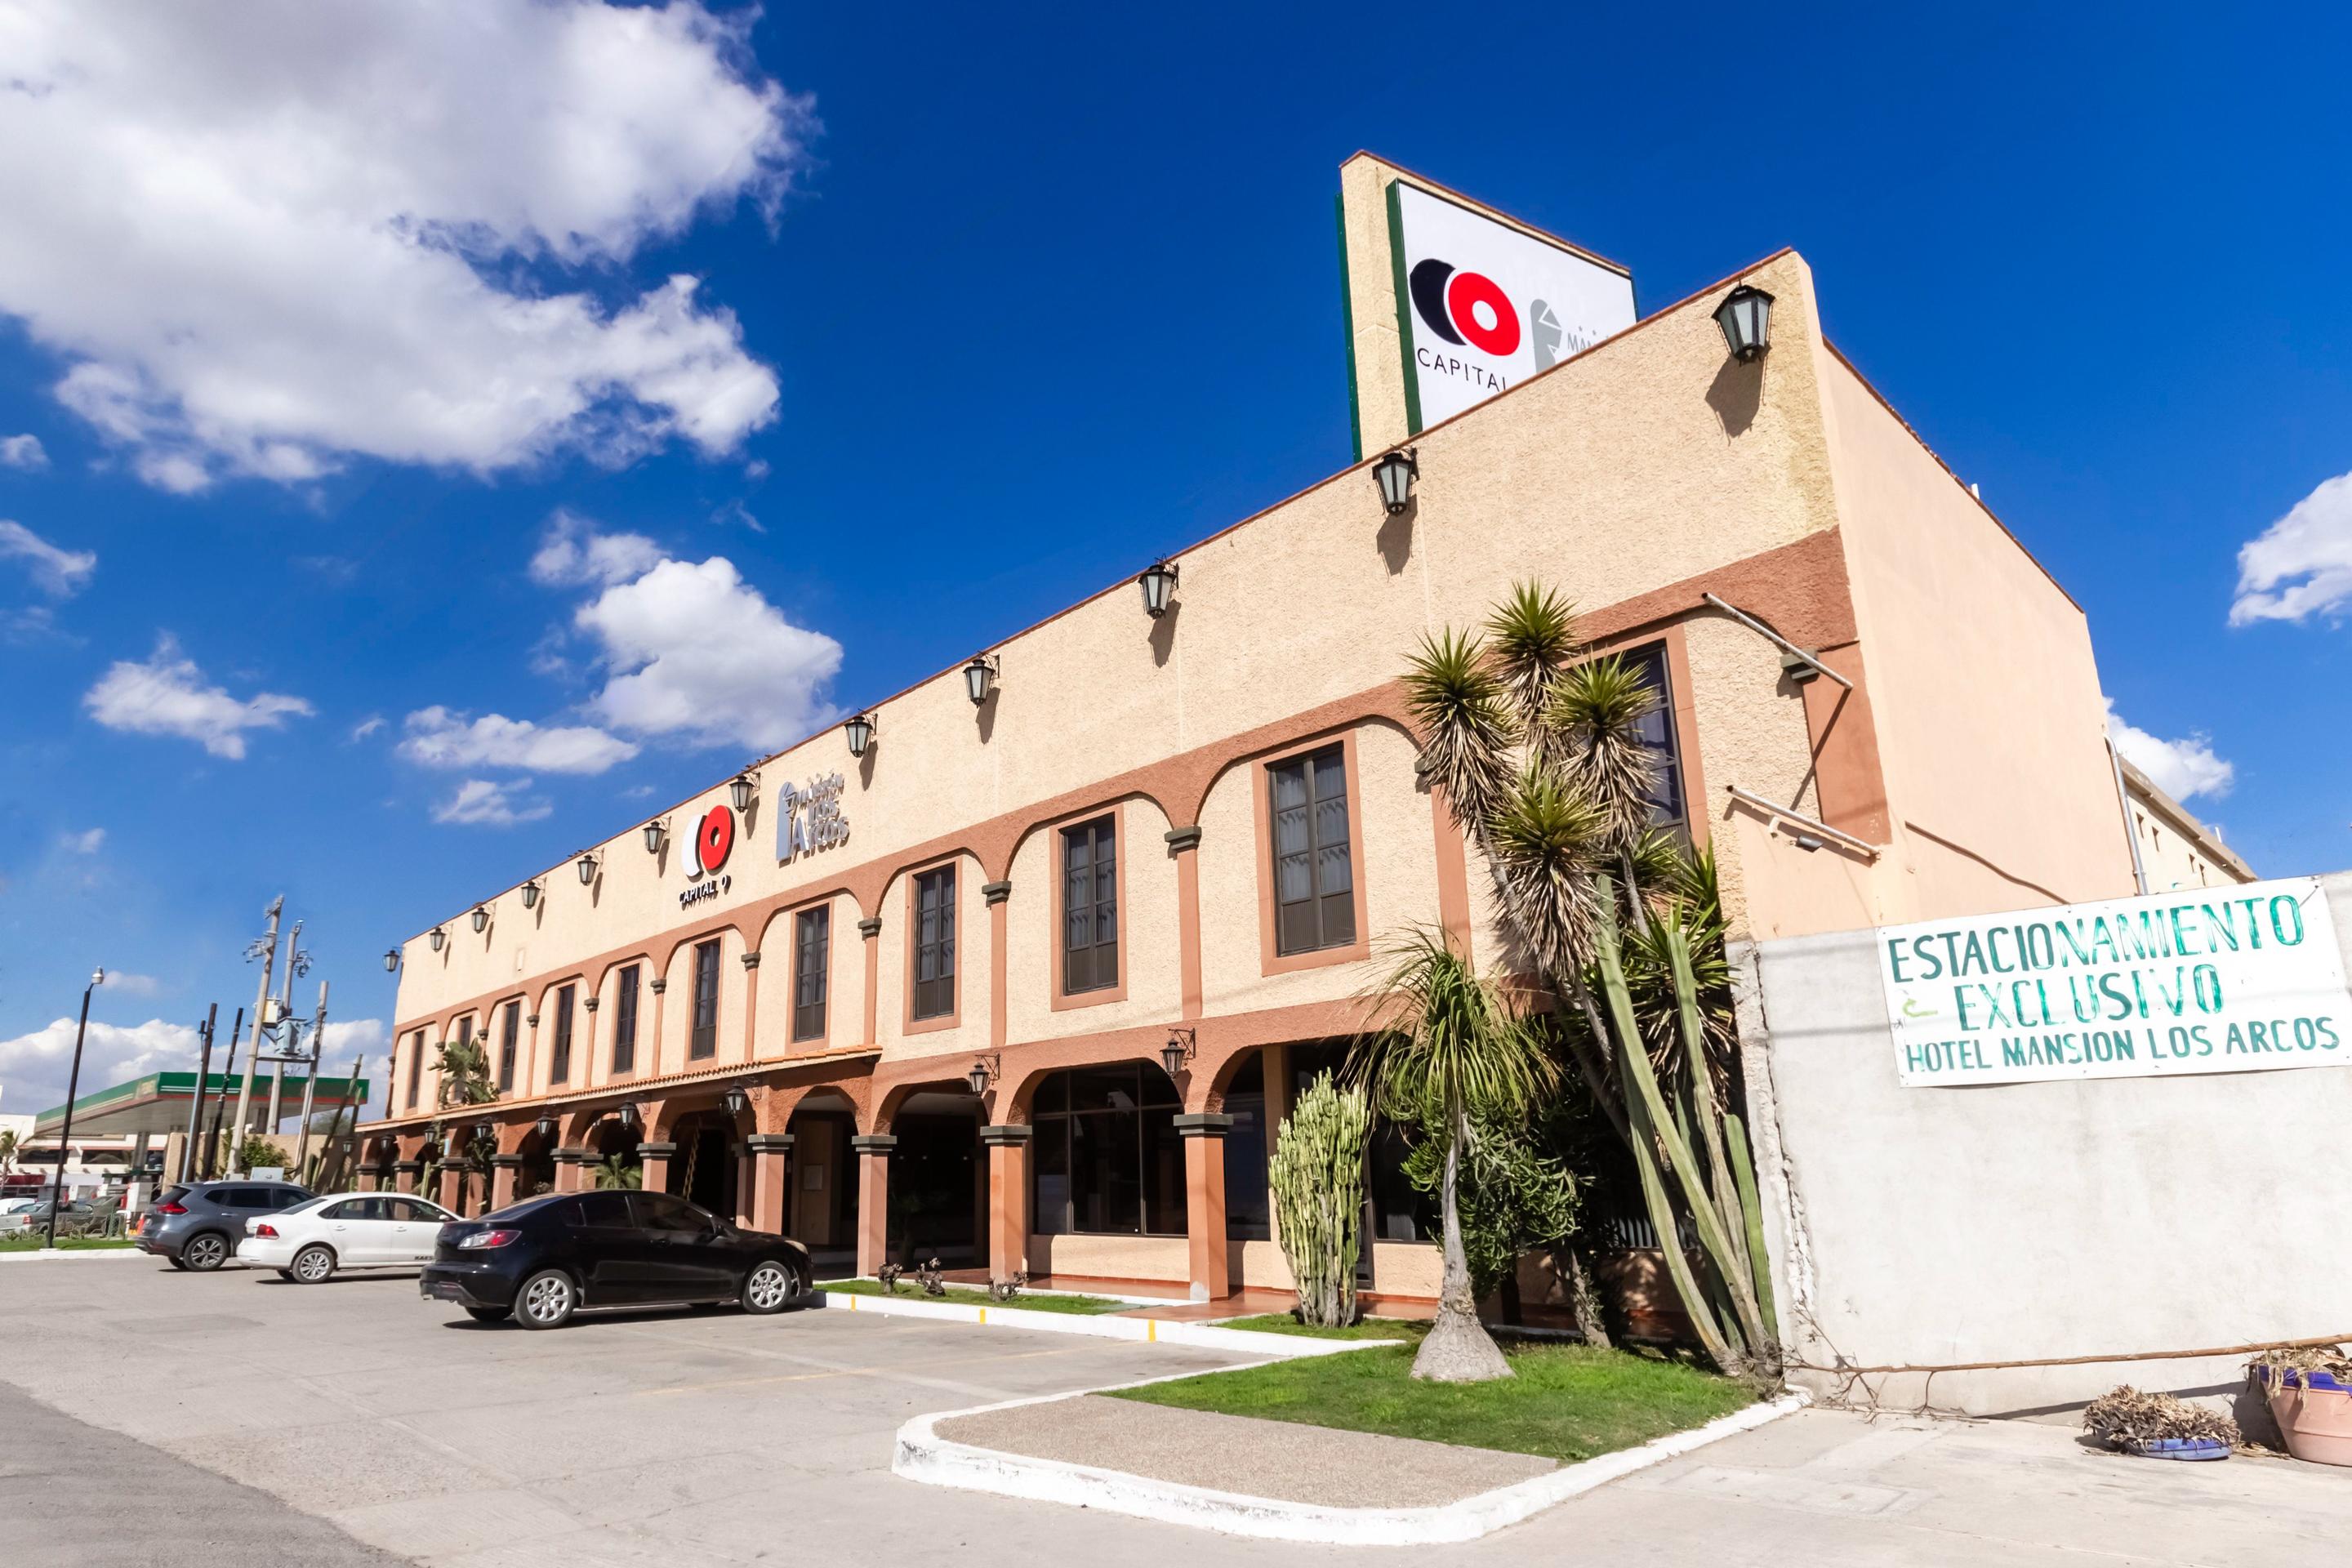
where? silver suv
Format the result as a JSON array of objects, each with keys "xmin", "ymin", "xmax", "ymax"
[{"xmin": 137, "ymin": 1180, "xmax": 313, "ymax": 1271}]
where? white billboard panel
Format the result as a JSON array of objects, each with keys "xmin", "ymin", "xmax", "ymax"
[{"xmin": 1388, "ymin": 180, "xmax": 1635, "ymax": 430}]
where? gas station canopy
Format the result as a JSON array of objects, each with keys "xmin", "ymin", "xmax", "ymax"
[{"xmin": 32, "ymin": 1071, "xmax": 369, "ymax": 1138}]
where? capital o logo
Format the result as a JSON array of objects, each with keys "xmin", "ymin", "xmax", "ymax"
[
  {"xmin": 1409, "ymin": 258, "xmax": 1521, "ymax": 358},
  {"xmin": 692, "ymin": 804, "xmax": 734, "ymax": 875}
]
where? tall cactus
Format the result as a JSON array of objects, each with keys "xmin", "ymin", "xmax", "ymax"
[{"xmin": 1270, "ymin": 1073, "xmax": 1370, "ymax": 1328}]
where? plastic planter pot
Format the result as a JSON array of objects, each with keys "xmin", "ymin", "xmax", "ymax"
[
  {"xmin": 2127, "ymin": 1437, "xmax": 2230, "ymax": 1462},
  {"xmin": 2256, "ymin": 1367, "xmax": 2352, "ymax": 1467}
]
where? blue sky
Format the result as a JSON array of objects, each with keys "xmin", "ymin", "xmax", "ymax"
[{"xmin": 3, "ymin": 1, "xmax": 2349, "ymax": 1117}]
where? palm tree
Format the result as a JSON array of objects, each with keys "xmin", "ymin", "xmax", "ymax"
[
  {"xmin": 0, "ymin": 1128, "xmax": 16, "ymax": 1174},
  {"xmin": 1349, "ymin": 929, "xmax": 1557, "ymax": 1383},
  {"xmin": 591, "ymin": 1154, "xmax": 642, "ymax": 1191},
  {"xmin": 1405, "ymin": 581, "xmax": 1779, "ymax": 1383}
]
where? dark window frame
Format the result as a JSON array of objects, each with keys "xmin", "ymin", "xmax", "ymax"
[
  {"xmin": 549, "ymin": 984, "xmax": 576, "ymax": 1084},
  {"xmin": 404, "ymin": 1031, "xmax": 423, "ymax": 1109},
  {"xmin": 1028, "ymin": 1063, "xmax": 1187, "ymax": 1238},
  {"xmin": 792, "ymin": 906, "xmax": 830, "ymax": 1043},
  {"xmin": 611, "ymin": 964, "xmax": 639, "ymax": 1076},
  {"xmin": 1267, "ymin": 742, "xmax": 1357, "ymax": 957},
  {"xmin": 911, "ymin": 866, "xmax": 957, "ymax": 1023},
  {"xmin": 689, "ymin": 939, "xmax": 721, "ymax": 1059},
  {"xmin": 497, "ymin": 1000, "xmax": 519, "ymax": 1094},
  {"xmin": 1060, "ymin": 815, "xmax": 1120, "ymax": 996}
]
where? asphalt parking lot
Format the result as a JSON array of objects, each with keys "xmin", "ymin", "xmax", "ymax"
[{"xmin": 3, "ymin": 1256, "xmax": 2347, "ymax": 1567}]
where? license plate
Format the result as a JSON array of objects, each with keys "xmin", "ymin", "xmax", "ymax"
[{"xmin": 429, "ymin": 1281, "xmax": 463, "ymax": 1301}]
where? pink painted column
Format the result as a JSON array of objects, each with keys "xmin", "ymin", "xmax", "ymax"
[
  {"xmin": 1177, "ymin": 1112, "xmax": 1233, "ymax": 1302},
  {"xmin": 853, "ymin": 1134, "xmax": 895, "ymax": 1276}
]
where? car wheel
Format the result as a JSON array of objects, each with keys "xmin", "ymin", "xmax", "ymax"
[
  {"xmin": 514, "ymin": 1269, "xmax": 577, "ymax": 1330},
  {"xmin": 741, "ymin": 1258, "xmax": 800, "ymax": 1316},
  {"xmin": 167, "ymin": 1256, "xmax": 189, "ymax": 1271},
  {"xmin": 464, "ymin": 1306, "xmax": 511, "ymax": 1324},
  {"xmin": 181, "ymin": 1232, "xmax": 229, "ymax": 1272},
  {"xmin": 292, "ymin": 1245, "xmax": 336, "ymax": 1284}
]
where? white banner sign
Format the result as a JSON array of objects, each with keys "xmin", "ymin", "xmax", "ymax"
[
  {"xmin": 1389, "ymin": 180, "xmax": 1636, "ymax": 430},
  {"xmin": 1879, "ymin": 877, "xmax": 2351, "ymax": 1086}
]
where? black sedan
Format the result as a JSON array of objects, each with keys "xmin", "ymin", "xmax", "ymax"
[{"xmin": 420, "ymin": 1189, "xmax": 812, "ymax": 1329}]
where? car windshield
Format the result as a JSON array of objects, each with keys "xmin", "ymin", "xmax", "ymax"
[{"xmin": 280, "ymin": 1196, "xmax": 332, "ymax": 1215}]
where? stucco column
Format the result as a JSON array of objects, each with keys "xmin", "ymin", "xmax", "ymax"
[
  {"xmin": 747, "ymin": 1133, "xmax": 793, "ymax": 1234},
  {"xmin": 393, "ymin": 1160, "xmax": 421, "ymax": 1195},
  {"xmin": 741, "ymin": 951, "xmax": 762, "ymax": 1062},
  {"xmin": 852, "ymin": 1134, "xmax": 895, "ymax": 1276},
  {"xmin": 980, "ymin": 1125, "xmax": 1031, "ymax": 1283},
  {"xmin": 857, "ymin": 917, "xmax": 883, "ymax": 1045},
  {"xmin": 488, "ymin": 1153, "xmax": 522, "ymax": 1213},
  {"xmin": 551, "ymin": 1147, "xmax": 592, "ymax": 1193},
  {"xmin": 982, "ymin": 881, "xmax": 1011, "ymax": 1049},
  {"xmin": 1166, "ymin": 826, "xmax": 1205, "ymax": 1019},
  {"xmin": 1177, "ymin": 1112, "xmax": 1233, "ymax": 1303},
  {"xmin": 637, "ymin": 1140, "xmax": 676, "ymax": 1196},
  {"xmin": 436, "ymin": 1162, "xmax": 466, "ymax": 1214}
]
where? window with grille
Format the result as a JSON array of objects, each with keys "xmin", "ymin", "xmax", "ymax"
[
  {"xmin": 793, "ymin": 906, "xmax": 830, "ymax": 1041},
  {"xmin": 1062, "ymin": 816, "xmax": 1118, "ymax": 995},
  {"xmin": 549, "ymin": 985, "xmax": 575, "ymax": 1083},
  {"xmin": 611, "ymin": 964, "xmax": 639, "ymax": 1075},
  {"xmin": 690, "ymin": 940, "xmax": 720, "ymax": 1058},
  {"xmin": 1269, "ymin": 744, "xmax": 1356, "ymax": 956},
  {"xmin": 912, "ymin": 866, "xmax": 956, "ymax": 1020},
  {"xmin": 497, "ymin": 1001, "xmax": 519, "ymax": 1094}
]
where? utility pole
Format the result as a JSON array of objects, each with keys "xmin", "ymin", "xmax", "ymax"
[
  {"xmin": 292, "ymin": 980, "xmax": 327, "ymax": 1179},
  {"xmin": 203, "ymin": 1006, "xmax": 243, "ymax": 1179},
  {"xmin": 265, "ymin": 920, "xmax": 303, "ymax": 1144},
  {"xmin": 43, "ymin": 969, "xmax": 105, "ymax": 1250},
  {"xmin": 229, "ymin": 898, "xmax": 283, "ymax": 1173},
  {"xmin": 179, "ymin": 1004, "xmax": 216, "ymax": 1183}
]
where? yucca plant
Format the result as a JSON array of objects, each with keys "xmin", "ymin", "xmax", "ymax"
[
  {"xmin": 1404, "ymin": 581, "xmax": 1781, "ymax": 1383},
  {"xmin": 591, "ymin": 1155, "xmax": 643, "ymax": 1191}
]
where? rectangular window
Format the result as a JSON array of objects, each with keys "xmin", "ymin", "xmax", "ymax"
[
  {"xmin": 1269, "ymin": 744, "xmax": 1356, "ymax": 956},
  {"xmin": 1029, "ymin": 1064, "xmax": 1185, "ymax": 1236},
  {"xmin": 404, "ymin": 1031, "xmax": 423, "ymax": 1109},
  {"xmin": 497, "ymin": 1001, "xmax": 519, "ymax": 1094},
  {"xmin": 912, "ymin": 866, "xmax": 956, "ymax": 1021},
  {"xmin": 793, "ymin": 906, "xmax": 830, "ymax": 1042},
  {"xmin": 1061, "ymin": 817, "xmax": 1118, "ymax": 995},
  {"xmin": 1620, "ymin": 644, "xmax": 1689, "ymax": 834},
  {"xmin": 690, "ymin": 939, "xmax": 720, "ymax": 1058},
  {"xmin": 549, "ymin": 985, "xmax": 575, "ymax": 1084},
  {"xmin": 612, "ymin": 964, "xmax": 639, "ymax": 1076}
]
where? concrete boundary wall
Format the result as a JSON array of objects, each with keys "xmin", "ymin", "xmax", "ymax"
[{"xmin": 1740, "ymin": 871, "xmax": 2352, "ymax": 1418}]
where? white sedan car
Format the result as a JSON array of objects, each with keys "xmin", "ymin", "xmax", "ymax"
[{"xmin": 243, "ymin": 1192, "xmax": 456, "ymax": 1282}]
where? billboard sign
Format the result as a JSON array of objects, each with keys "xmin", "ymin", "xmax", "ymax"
[
  {"xmin": 1388, "ymin": 180, "xmax": 1636, "ymax": 431},
  {"xmin": 1878, "ymin": 877, "xmax": 2352, "ymax": 1086}
]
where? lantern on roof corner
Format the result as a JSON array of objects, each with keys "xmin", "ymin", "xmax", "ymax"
[
  {"xmin": 964, "ymin": 653, "xmax": 999, "ymax": 707},
  {"xmin": 1373, "ymin": 448, "xmax": 1418, "ymax": 514},
  {"xmin": 729, "ymin": 770, "xmax": 759, "ymax": 812},
  {"xmin": 1138, "ymin": 559, "xmax": 1178, "ymax": 618},
  {"xmin": 576, "ymin": 850, "xmax": 598, "ymax": 886},
  {"xmin": 844, "ymin": 712, "xmax": 876, "ymax": 759},
  {"xmin": 1713, "ymin": 283, "xmax": 1774, "ymax": 363}
]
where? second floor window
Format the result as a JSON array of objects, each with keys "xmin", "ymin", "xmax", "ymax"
[
  {"xmin": 497, "ymin": 1000, "xmax": 519, "ymax": 1094},
  {"xmin": 612, "ymin": 964, "xmax": 639, "ymax": 1075},
  {"xmin": 404, "ymin": 1031, "xmax": 423, "ymax": 1108},
  {"xmin": 793, "ymin": 906, "xmax": 830, "ymax": 1042},
  {"xmin": 549, "ymin": 984, "xmax": 575, "ymax": 1083},
  {"xmin": 1270, "ymin": 744, "xmax": 1356, "ymax": 955},
  {"xmin": 912, "ymin": 866, "xmax": 956, "ymax": 1021},
  {"xmin": 690, "ymin": 938, "xmax": 720, "ymax": 1058},
  {"xmin": 1062, "ymin": 816, "xmax": 1118, "ymax": 994}
]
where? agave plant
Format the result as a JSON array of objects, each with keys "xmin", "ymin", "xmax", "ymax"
[{"xmin": 1405, "ymin": 581, "xmax": 1780, "ymax": 1383}]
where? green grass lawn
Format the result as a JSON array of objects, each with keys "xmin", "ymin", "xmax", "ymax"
[
  {"xmin": 1111, "ymin": 1328, "xmax": 1754, "ymax": 1464},
  {"xmin": 0, "ymin": 1235, "xmax": 136, "ymax": 1252},
  {"xmin": 816, "ymin": 1277, "xmax": 1129, "ymax": 1315}
]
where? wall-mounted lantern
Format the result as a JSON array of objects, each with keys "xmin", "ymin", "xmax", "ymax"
[
  {"xmin": 617, "ymin": 1101, "xmax": 643, "ymax": 1133},
  {"xmin": 643, "ymin": 818, "xmax": 668, "ymax": 856},
  {"xmin": 1138, "ymin": 559, "xmax": 1178, "ymax": 618},
  {"xmin": 965, "ymin": 1053, "xmax": 1001, "ymax": 1098},
  {"xmin": 964, "ymin": 653, "xmax": 999, "ymax": 707},
  {"xmin": 1713, "ymin": 283, "xmax": 1774, "ymax": 363},
  {"xmin": 844, "ymin": 711, "xmax": 876, "ymax": 759},
  {"xmin": 1160, "ymin": 1027, "xmax": 1196, "ymax": 1081},
  {"xmin": 470, "ymin": 1120, "xmax": 496, "ymax": 1147},
  {"xmin": 428, "ymin": 926, "xmax": 446, "ymax": 953},
  {"xmin": 470, "ymin": 904, "xmax": 490, "ymax": 934},
  {"xmin": 520, "ymin": 879, "xmax": 542, "ymax": 911},
  {"xmin": 728, "ymin": 769, "xmax": 760, "ymax": 812},
  {"xmin": 382, "ymin": 947, "xmax": 401, "ymax": 973},
  {"xmin": 576, "ymin": 850, "xmax": 599, "ymax": 886},
  {"xmin": 721, "ymin": 1083, "xmax": 751, "ymax": 1119},
  {"xmin": 533, "ymin": 1115, "xmax": 559, "ymax": 1143},
  {"xmin": 1372, "ymin": 447, "xmax": 1418, "ymax": 514}
]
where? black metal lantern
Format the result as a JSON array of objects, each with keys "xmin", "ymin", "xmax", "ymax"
[
  {"xmin": 471, "ymin": 1120, "xmax": 496, "ymax": 1147},
  {"xmin": 729, "ymin": 771, "xmax": 759, "ymax": 811},
  {"xmin": 577, "ymin": 850, "xmax": 598, "ymax": 886},
  {"xmin": 428, "ymin": 926, "xmax": 446, "ymax": 952},
  {"xmin": 1138, "ymin": 559, "xmax": 1178, "ymax": 618},
  {"xmin": 844, "ymin": 711, "xmax": 875, "ymax": 758},
  {"xmin": 1160, "ymin": 1036, "xmax": 1187, "ymax": 1080},
  {"xmin": 382, "ymin": 947, "xmax": 401, "ymax": 973},
  {"xmin": 470, "ymin": 904, "xmax": 489, "ymax": 933},
  {"xmin": 520, "ymin": 879, "xmax": 541, "ymax": 911},
  {"xmin": 965, "ymin": 1059, "xmax": 991, "ymax": 1098},
  {"xmin": 617, "ymin": 1101, "xmax": 642, "ymax": 1133},
  {"xmin": 534, "ymin": 1115, "xmax": 558, "ymax": 1143},
  {"xmin": 963, "ymin": 653, "xmax": 999, "ymax": 706},
  {"xmin": 1713, "ymin": 283, "xmax": 1774, "ymax": 363},
  {"xmin": 722, "ymin": 1083, "xmax": 750, "ymax": 1118},
  {"xmin": 1372, "ymin": 447, "xmax": 1418, "ymax": 514},
  {"xmin": 643, "ymin": 818, "xmax": 667, "ymax": 855}
]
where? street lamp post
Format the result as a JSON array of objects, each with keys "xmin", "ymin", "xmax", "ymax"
[{"xmin": 43, "ymin": 968, "xmax": 105, "ymax": 1252}]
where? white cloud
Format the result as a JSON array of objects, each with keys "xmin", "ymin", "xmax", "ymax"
[
  {"xmin": 577, "ymin": 555, "xmax": 842, "ymax": 750},
  {"xmin": 0, "ymin": 1017, "xmax": 200, "ymax": 1116},
  {"xmin": 60, "ymin": 827, "xmax": 105, "ymax": 854},
  {"xmin": 399, "ymin": 705, "xmax": 638, "ymax": 775},
  {"xmin": 320, "ymin": 1018, "xmax": 388, "ymax": 1059},
  {"xmin": 0, "ymin": 434, "xmax": 47, "ymax": 470},
  {"xmin": 0, "ymin": 519, "xmax": 96, "ymax": 596},
  {"xmin": 528, "ymin": 509, "xmax": 665, "ymax": 589},
  {"xmin": 0, "ymin": 2, "xmax": 805, "ymax": 492},
  {"xmin": 433, "ymin": 777, "xmax": 552, "ymax": 826},
  {"xmin": 102, "ymin": 970, "xmax": 162, "ymax": 998},
  {"xmin": 2231, "ymin": 470, "xmax": 2352, "ymax": 626},
  {"xmin": 2108, "ymin": 702, "xmax": 2234, "ymax": 802},
  {"xmin": 350, "ymin": 715, "xmax": 385, "ymax": 742},
  {"xmin": 83, "ymin": 635, "xmax": 312, "ymax": 759}
]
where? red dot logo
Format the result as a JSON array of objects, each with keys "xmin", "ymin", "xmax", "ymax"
[
  {"xmin": 1445, "ymin": 270, "xmax": 1520, "ymax": 357},
  {"xmin": 695, "ymin": 804, "xmax": 734, "ymax": 875}
]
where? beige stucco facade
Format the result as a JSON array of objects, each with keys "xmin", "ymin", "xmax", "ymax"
[{"xmin": 364, "ymin": 158, "xmax": 2154, "ymax": 1309}]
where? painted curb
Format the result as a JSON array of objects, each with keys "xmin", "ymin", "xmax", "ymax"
[
  {"xmin": 811, "ymin": 1289, "xmax": 1397, "ymax": 1357},
  {"xmin": 893, "ymin": 1383, "xmax": 1813, "ymax": 1545},
  {"xmin": 0, "ymin": 1247, "xmax": 148, "ymax": 1263}
]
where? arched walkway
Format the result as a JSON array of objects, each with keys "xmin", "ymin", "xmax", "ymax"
[{"xmin": 783, "ymin": 1089, "xmax": 859, "ymax": 1272}]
